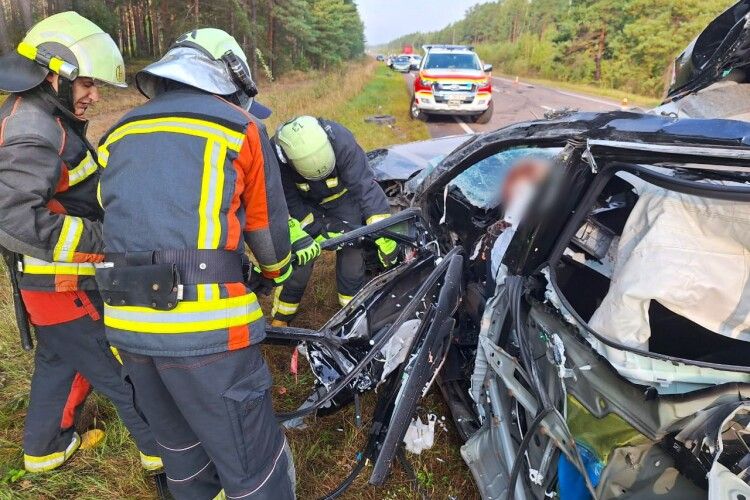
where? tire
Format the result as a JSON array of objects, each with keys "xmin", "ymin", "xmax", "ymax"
[
  {"xmin": 473, "ymin": 99, "xmax": 494, "ymax": 124},
  {"xmin": 409, "ymin": 97, "xmax": 428, "ymax": 122}
]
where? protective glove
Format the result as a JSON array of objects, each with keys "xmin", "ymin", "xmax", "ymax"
[
  {"xmin": 314, "ymin": 216, "xmax": 347, "ymax": 247},
  {"xmin": 376, "ymin": 237, "xmax": 398, "ymax": 269},
  {"xmin": 314, "ymin": 231, "xmax": 344, "ymax": 246},
  {"xmin": 289, "ymin": 218, "xmax": 320, "ymax": 266}
]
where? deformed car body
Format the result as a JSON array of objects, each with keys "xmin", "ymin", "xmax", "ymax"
[{"xmin": 267, "ymin": 109, "xmax": 750, "ymax": 498}]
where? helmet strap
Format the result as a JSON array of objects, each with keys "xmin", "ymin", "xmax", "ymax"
[{"xmin": 39, "ymin": 79, "xmax": 80, "ymax": 122}]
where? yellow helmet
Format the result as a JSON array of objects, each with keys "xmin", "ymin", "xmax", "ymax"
[
  {"xmin": 277, "ymin": 116, "xmax": 336, "ymax": 181},
  {"xmin": 0, "ymin": 11, "xmax": 125, "ymax": 93}
]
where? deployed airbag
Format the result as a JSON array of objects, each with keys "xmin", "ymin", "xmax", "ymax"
[{"xmin": 588, "ymin": 180, "xmax": 750, "ymax": 349}]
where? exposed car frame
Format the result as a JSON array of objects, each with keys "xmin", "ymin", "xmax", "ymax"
[{"xmin": 267, "ymin": 111, "xmax": 750, "ymax": 498}]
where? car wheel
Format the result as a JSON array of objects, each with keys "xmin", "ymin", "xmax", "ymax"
[
  {"xmin": 474, "ymin": 100, "xmax": 494, "ymax": 124},
  {"xmin": 410, "ymin": 97, "xmax": 428, "ymax": 122}
]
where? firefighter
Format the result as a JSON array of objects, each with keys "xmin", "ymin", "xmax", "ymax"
[
  {"xmin": 0, "ymin": 12, "xmax": 160, "ymax": 473},
  {"xmin": 271, "ymin": 116, "xmax": 398, "ymax": 325},
  {"xmin": 96, "ymin": 29, "xmax": 308, "ymax": 499}
]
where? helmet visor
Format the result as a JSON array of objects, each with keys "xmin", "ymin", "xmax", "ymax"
[{"xmin": 71, "ymin": 32, "xmax": 126, "ymax": 87}]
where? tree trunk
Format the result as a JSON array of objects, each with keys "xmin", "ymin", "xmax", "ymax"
[
  {"xmin": 132, "ymin": 1, "xmax": 147, "ymax": 57},
  {"xmin": 594, "ymin": 27, "xmax": 606, "ymax": 81},
  {"xmin": 0, "ymin": 1, "xmax": 12, "ymax": 54},
  {"xmin": 267, "ymin": 0, "xmax": 274, "ymax": 75},
  {"xmin": 250, "ymin": 0, "xmax": 257, "ymax": 76},
  {"xmin": 14, "ymin": 0, "xmax": 31, "ymax": 30}
]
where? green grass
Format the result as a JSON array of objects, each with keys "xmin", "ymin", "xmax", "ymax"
[{"xmin": 0, "ymin": 60, "xmax": 475, "ymax": 500}]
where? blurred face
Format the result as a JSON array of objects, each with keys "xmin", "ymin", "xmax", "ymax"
[
  {"xmin": 45, "ymin": 74, "xmax": 100, "ymax": 117},
  {"xmin": 501, "ymin": 157, "xmax": 551, "ymax": 207}
]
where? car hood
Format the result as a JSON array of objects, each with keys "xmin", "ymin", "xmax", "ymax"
[
  {"xmin": 367, "ymin": 134, "xmax": 470, "ymax": 182},
  {"xmin": 420, "ymin": 68, "xmax": 486, "ymax": 81}
]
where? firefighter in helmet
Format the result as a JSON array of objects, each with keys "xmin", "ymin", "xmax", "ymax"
[
  {"xmin": 96, "ymin": 29, "xmax": 311, "ymax": 498},
  {"xmin": 271, "ymin": 116, "xmax": 397, "ymax": 325},
  {"xmin": 0, "ymin": 12, "xmax": 160, "ymax": 473}
]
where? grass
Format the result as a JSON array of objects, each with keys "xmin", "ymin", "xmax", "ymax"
[
  {"xmin": 499, "ymin": 73, "xmax": 662, "ymax": 109},
  {"xmin": 0, "ymin": 59, "xmax": 479, "ymax": 499}
]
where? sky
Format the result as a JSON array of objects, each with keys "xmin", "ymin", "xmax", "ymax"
[{"xmin": 355, "ymin": 0, "xmax": 487, "ymax": 46}]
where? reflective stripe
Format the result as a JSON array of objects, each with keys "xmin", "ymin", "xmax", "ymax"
[
  {"xmin": 197, "ymin": 140, "xmax": 227, "ymax": 249},
  {"xmin": 259, "ymin": 252, "xmax": 291, "ymax": 273},
  {"xmin": 139, "ymin": 452, "xmax": 163, "ymax": 471},
  {"xmin": 338, "ymin": 293, "xmax": 353, "ymax": 307},
  {"xmin": 22, "ymin": 256, "xmax": 96, "ymax": 276},
  {"xmin": 104, "ymin": 294, "xmax": 262, "ymax": 334},
  {"xmin": 53, "ymin": 216, "xmax": 84, "ymax": 262},
  {"xmin": 320, "ymin": 188, "xmax": 348, "ymax": 204},
  {"xmin": 24, "ymin": 432, "xmax": 80, "ymax": 473},
  {"xmin": 300, "ymin": 213, "xmax": 314, "ymax": 228},
  {"xmin": 366, "ymin": 213, "xmax": 391, "ymax": 225},
  {"xmin": 273, "ymin": 265, "xmax": 292, "ymax": 285},
  {"xmin": 325, "ymin": 177, "xmax": 339, "ymax": 188},
  {"xmin": 68, "ymin": 152, "xmax": 98, "ymax": 186},
  {"xmin": 295, "ymin": 182, "xmax": 310, "ymax": 192},
  {"xmin": 197, "ymin": 284, "xmax": 220, "ymax": 301},
  {"xmin": 272, "ymin": 287, "xmax": 299, "ymax": 316},
  {"xmin": 99, "ymin": 117, "xmax": 245, "ymax": 167},
  {"xmin": 110, "ymin": 346, "xmax": 123, "ymax": 364}
]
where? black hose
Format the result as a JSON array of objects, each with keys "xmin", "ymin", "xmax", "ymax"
[
  {"xmin": 318, "ymin": 452, "xmax": 368, "ymax": 500},
  {"xmin": 505, "ymin": 406, "xmax": 555, "ymax": 500}
]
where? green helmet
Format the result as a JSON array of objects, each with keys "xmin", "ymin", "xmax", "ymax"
[
  {"xmin": 277, "ymin": 116, "xmax": 336, "ymax": 181},
  {"xmin": 0, "ymin": 11, "xmax": 125, "ymax": 93},
  {"xmin": 136, "ymin": 28, "xmax": 269, "ymax": 117}
]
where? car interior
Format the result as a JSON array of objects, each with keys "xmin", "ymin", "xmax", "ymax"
[{"xmin": 551, "ymin": 168, "xmax": 750, "ymax": 367}]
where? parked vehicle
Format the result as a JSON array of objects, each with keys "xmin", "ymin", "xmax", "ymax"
[
  {"xmin": 410, "ymin": 44, "xmax": 493, "ymax": 124},
  {"xmin": 376, "ymin": 54, "xmax": 385, "ymax": 62},
  {"xmin": 391, "ymin": 54, "xmax": 413, "ymax": 72}
]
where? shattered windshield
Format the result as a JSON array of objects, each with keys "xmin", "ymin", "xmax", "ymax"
[{"xmin": 407, "ymin": 147, "xmax": 561, "ymax": 209}]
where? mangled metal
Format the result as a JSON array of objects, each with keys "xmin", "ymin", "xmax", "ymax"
[{"xmin": 269, "ymin": 109, "xmax": 750, "ymax": 498}]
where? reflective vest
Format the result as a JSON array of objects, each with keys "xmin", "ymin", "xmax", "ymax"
[
  {"xmin": 98, "ymin": 88, "xmax": 291, "ymax": 356},
  {"xmin": 0, "ymin": 92, "xmax": 104, "ymax": 293}
]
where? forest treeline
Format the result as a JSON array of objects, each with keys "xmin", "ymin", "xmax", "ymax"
[
  {"xmin": 0, "ymin": 0, "xmax": 365, "ymax": 79},
  {"xmin": 384, "ymin": 0, "xmax": 735, "ymax": 97}
]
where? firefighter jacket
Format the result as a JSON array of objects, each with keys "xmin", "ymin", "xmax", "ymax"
[
  {"xmin": 274, "ymin": 119, "xmax": 390, "ymax": 236},
  {"xmin": 98, "ymin": 88, "xmax": 292, "ymax": 356},
  {"xmin": 0, "ymin": 90, "xmax": 104, "ymax": 294}
]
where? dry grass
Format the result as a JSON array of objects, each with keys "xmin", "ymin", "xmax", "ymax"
[{"xmin": 0, "ymin": 60, "xmax": 477, "ymax": 499}]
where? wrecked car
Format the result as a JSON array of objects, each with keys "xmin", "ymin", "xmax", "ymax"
[{"xmin": 267, "ymin": 110, "xmax": 750, "ymax": 499}]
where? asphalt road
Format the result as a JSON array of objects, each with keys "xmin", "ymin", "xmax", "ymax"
[{"xmin": 403, "ymin": 73, "xmax": 623, "ymax": 138}]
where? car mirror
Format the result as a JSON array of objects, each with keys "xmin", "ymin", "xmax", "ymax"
[{"xmin": 483, "ymin": 64, "xmax": 493, "ymax": 73}]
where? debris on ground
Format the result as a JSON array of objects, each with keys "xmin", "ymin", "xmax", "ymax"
[
  {"xmin": 365, "ymin": 114, "xmax": 396, "ymax": 126},
  {"xmin": 403, "ymin": 414, "xmax": 437, "ymax": 455}
]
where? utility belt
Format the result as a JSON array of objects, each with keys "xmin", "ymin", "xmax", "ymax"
[{"xmin": 96, "ymin": 249, "xmax": 248, "ymax": 311}]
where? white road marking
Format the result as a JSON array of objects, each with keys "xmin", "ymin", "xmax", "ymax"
[
  {"xmin": 492, "ymin": 76, "xmax": 620, "ymax": 108},
  {"xmin": 554, "ymin": 89, "xmax": 619, "ymax": 108},
  {"xmin": 453, "ymin": 116, "xmax": 474, "ymax": 134},
  {"xmin": 493, "ymin": 76, "xmax": 534, "ymax": 89}
]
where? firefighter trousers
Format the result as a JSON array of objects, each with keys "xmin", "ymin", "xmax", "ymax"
[
  {"xmin": 24, "ymin": 309, "xmax": 158, "ymax": 464},
  {"xmin": 120, "ymin": 345, "xmax": 295, "ymax": 500},
  {"xmin": 273, "ymin": 199, "xmax": 364, "ymax": 322}
]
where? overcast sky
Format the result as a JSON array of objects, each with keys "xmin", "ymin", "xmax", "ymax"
[{"xmin": 355, "ymin": 0, "xmax": 487, "ymax": 46}]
